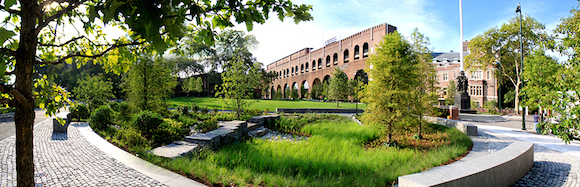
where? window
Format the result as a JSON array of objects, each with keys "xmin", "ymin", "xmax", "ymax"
[
  {"xmin": 470, "ymin": 71, "xmax": 482, "ymax": 80},
  {"xmin": 295, "ymin": 66, "xmax": 298, "ymax": 74},
  {"xmin": 443, "ymin": 73, "xmax": 448, "ymax": 81},
  {"xmin": 354, "ymin": 45, "xmax": 360, "ymax": 59},
  {"xmin": 344, "ymin": 49, "xmax": 350, "ymax": 62},
  {"xmin": 487, "ymin": 71, "xmax": 491, "ymax": 80},
  {"xmin": 326, "ymin": 55, "xmax": 331, "ymax": 67},
  {"xmin": 363, "ymin": 43, "xmax": 369, "ymax": 58},
  {"xmin": 312, "ymin": 60, "xmax": 316, "ymax": 70},
  {"xmin": 469, "ymin": 86, "xmax": 483, "ymax": 96},
  {"xmin": 291, "ymin": 67, "xmax": 294, "ymax": 75},
  {"xmin": 333, "ymin": 53, "xmax": 338, "ymax": 65},
  {"xmin": 305, "ymin": 63, "xmax": 309, "ymax": 72},
  {"xmin": 301, "ymin": 64, "xmax": 304, "ymax": 73},
  {"xmin": 318, "ymin": 58, "xmax": 322, "ymax": 69}
]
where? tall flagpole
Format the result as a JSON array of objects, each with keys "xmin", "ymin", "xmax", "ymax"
[{"xmin": 459, "ymin": 0, "xmax": 464, "ymax": 71}]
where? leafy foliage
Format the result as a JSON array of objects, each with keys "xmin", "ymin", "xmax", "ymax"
[
  {"xmin": 328, "ymin": 68, "xmax": 350, "ymax": 107},
  {"xmin": 73, "ymin": 74, "xmax": 115, "ymax": 102},
  {"xmin": 69, "ymin": 103, "xmax": 90, "ymax": 121},
  {"xmin": 215, "ymin": 53, "xmax": 259, "ymax": 119},
  {"xmin": 89, "ymin": 105, "xmax": 114, "ymax": 131},
  {"xmin": 124, "ymin": 57, "xmax": 177, "ymax": 112},
  {"xmin": 133, "ymin": 111, "xmax": 164, "ymax": 140},
  {"xmin": 361, "ymin": 32, "xmax": 421, "ymax": 143}
]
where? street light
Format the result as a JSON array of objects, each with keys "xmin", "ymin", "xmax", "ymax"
[{"xmin": 516, "ymin": 3, "xmax": 526, "ymax": 130}]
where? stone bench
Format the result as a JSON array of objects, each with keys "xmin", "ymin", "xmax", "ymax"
[
  {"xmin": 398, "ymin": 141, "xmax": 534, "ymax": 187},
  {"xmin": 52, "ymin": 112, "xmax": 71, "ymax": 133},
  {"xmin": 424, "ymin": 116, "xmax": 478, "ymax": 136},
  {"xmin": 184, "ymin": 133, "xmax": 220, "ymax": 149},
  {"xmin": 149, "ymin": 141, "xmax": 200, "ymax": 158}
]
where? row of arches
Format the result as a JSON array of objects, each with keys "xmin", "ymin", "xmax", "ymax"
[
  {"xmin": 271, "ymin": 69, "xmax": 369, "ymax": 99},
  {"xmin": 276, "ymin": 43, "xmax": 370, "ymax": 79}
]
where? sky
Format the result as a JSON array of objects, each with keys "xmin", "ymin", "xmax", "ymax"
[{"xmin": 233, "ymin": 0, "xmax": 579, "ymax": 65}]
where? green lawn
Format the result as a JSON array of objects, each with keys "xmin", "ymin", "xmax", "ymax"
[
  {"xmin": 167, "ymin": 97, "xmax": 367, "ymax": 111},
  {"xmin": 142, "ymin": 116, "xmax": 471, "ymax": 186}
]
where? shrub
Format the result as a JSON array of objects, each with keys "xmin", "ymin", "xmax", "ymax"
[
  {"xmin": 201, "ymin": 106, "xmax": 209, "ymax": 114},
  {"xmin": 178, "ymin": 105, "xmax": 190, "ymax": 115},
  {"xmin": 213, "ymin": 107, "xmax": 219, "ymax": 113},
  {"xmin": 178, "ymin": 115, "xmax": 198, "ymax": 126},
  {"xmin": 133, "ymin": 111, "xmax": 164, "ymax": 139},
  {"xmin": 89, "ymin": 99, "xmax": 107, "ymax": 112},
  {"xmin": 244, "ymin": 108, "xmax": 263, "ymax": 117},
  {"xmin": 110, "ymin": 102, "xmax": 133, "ymax": 122},
  {"xmin": 213, "ymin": 112, "xmax": 237, "ymax": 121},
  {"xmin": 69, "ymin": 103, "xmax": 90, "ymax": 121},
  {"xmin": 152, "ymin": 119, "xmax": 188, "ymax": 146},
  {"xmin": 196, "ymin": 118, "xmax": 219, "ymax": 133},
  {"xmin": 191, "ymin": 104, "xmax": 200, "ymax": 113},
  {"xmin": 89, "ymin": 105, "xmax": 114, "ymax": 131},
  {"xmin": 115, "ymin": 127, "xmax": 149, "ymax": 148}
]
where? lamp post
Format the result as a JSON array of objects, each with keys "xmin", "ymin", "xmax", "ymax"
[
  {"xmin": 516, "ymin": 3, "xmax": 526, "ymax": 130},
  {"xmin": 496, "ymin": 61, "xmax": 502, "ymax": 111}
]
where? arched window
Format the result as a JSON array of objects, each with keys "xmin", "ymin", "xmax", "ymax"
[
  {"xmin": 286, "ymin": 68, "xmax": 289, "ymax": 77},
  {"xmin": 295, "ymin": 66, "xmax": 298, "ymax": 74},
  {"xmin": 312, "ymin": 60, "xmax": 316, "ymax": 70},
  {"xmin": 344, "ymin": 49, "xmax": 350, "ymax": 63},
  {"xmin": 326, "ymin": 55, "xmax": 331, "ymax": 67},
  {"xmin": 300, "ymin": 64, "xmax": 304, "ymax": 73},
  {"xmin": 318, "ymin": 58, "xmax": 322, "ymax": 68},
  {"xmin": 354, "ymin": 45, "xmax": 360, "ymax": 59},
  {"xmin": 363, "ymin": 42, "xmax": 369, "ymax": 58},
  {"xmin": 305, "ymin": 62, "xmax": 309, "ymax": 72},
  {"xmin": 333, "ymin": 53, "xmax": 338, "ymax": 65},
  {"xmin": 291, "ymin": 67, "xmax": 294, "ymax": 75}
]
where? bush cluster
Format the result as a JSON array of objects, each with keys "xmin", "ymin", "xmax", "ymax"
[
  {"xmin": 133, "ymin": 111, "xmax": 164, "ymax": 139},
  {"xmin": 196, "ymin": 117, "xmax": 218, "ymax": 133},
  {"xmin": 69, "ymin": 103, "xmax": 90, "ymax": 120},
  {"xmin": 152, "ymin": 119, "xmax": 188, "ymax": 145},
  {"xmin": 89, "ymin": 105, "xmax": 114, "ymax": 131}
]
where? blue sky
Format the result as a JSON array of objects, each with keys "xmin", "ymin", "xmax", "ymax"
[{"xmin": 238, "ymin": 0, "xmax": 579, "ymax": 65}]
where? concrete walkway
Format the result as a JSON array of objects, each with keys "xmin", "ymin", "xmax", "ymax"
[
  {"xmin": 459, "ymin": 113, "xmax": 580, "ymax": 187},
  {"xmin": 0, "ymin": 116, "xmax": 206, "ymax": 187}
]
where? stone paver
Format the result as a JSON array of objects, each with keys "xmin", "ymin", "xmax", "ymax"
[
  {"xmin": 459, "ymin": 114, "xmax": 580, "ymax": 187},
  {"xmin": 0, "ymin": 119, "xmax": 166, "ymax": 186}
]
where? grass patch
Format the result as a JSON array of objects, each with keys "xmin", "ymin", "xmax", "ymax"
[
  {"xmin": 142, "ymin": 115, "xmax": 471, "ymax": 186},
  {"xmin": 167, "ymin": 97, "xmax": 367, "ymax": 111}
]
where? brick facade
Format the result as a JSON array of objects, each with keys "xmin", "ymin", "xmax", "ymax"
[{"xmin": 266, "ymin": 23, "xmax": 397, "ymax": 98}]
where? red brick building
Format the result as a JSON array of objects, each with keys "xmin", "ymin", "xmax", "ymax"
[
  {"xmin": 266, "ymin": 23, "xmax": 397, "ymax": 98},
  {"xmin": 432, "ymin": 50, "xmax": 499, "ymax": 108}
]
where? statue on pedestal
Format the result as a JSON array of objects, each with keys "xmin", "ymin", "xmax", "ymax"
[{"xmin": 455, "ymin": 71, "xmax": 476, "ymax": 113}]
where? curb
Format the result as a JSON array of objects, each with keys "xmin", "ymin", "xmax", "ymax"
[{"xmin": 77, "ymin": 122, "xmax": 207, "ymax": 187}]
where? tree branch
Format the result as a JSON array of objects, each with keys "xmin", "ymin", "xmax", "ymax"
[
  {"xmin": 35, "ymin": 0, "xmax": 81, "ymax": 35},
  {"xmin": 0, "ymin": 48, "xmax": 16, "ymax": 56},
  {"xmin": 0, "ymin": 98, "xmax": 12, "ymax": 107},
  {"xmin": 36, "ymin": 40, "xmax": 145, "ymax": 65},
  {"xmin": 0, "ymin": 5, "xmax": 21, "ymax": 15},
  {"xmin": 9, "ymin": 89, "xmax": 26, "ymax": 105},
  {"xmin": 0, "ymin": 84, "xmax": 12, "ymax": 94},
  {"xmin": 39, "ymin": 36, "xmax": 85, "ymax": 47}
]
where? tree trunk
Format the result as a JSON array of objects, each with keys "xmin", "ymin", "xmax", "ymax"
[
  {"xmin": 16, "ymin": 1, "xmax": 38, "ymax": 186},
  {"xmin": 515, "ymin": 80, "xmax": 521, "ymax": 115}
]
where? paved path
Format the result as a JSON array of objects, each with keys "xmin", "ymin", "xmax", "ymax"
[
  {"xmin": 459, "ymin": 114, "xmax": 580, "ymax": 187},
  {"xmin": 0, "ymin": 109, "xmax": 51, "ymax": 141},
  {"xmin": 0, "ymin": 117, "xmax": 205, "ymax": 186}
]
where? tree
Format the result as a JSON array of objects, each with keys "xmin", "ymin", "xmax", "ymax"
[
  {"xmin": 547, "ymin": 3, "xmax": 580, "ymax": 143},
  {"xmin": 183, "ymin": 77, "xmax": 204, "ymax": 95},
  {"xmin": 311, "ymin": 83, "xmax": 323, "ymax": 99},
  {"xmin": 445, "ymin": 80, "xmax": 457, "ymax": 105},
  {"xmin": 256, "ymin": 68, "xmax": 277, "ymax": 99},
  {"xmin": 361, "ymin": 31, "xmax": 421, "ymax": 144},
  {"xmin": 409, "ymin": 28, "xmax": 438, "ymax": 138},
  {"xmin": 521, "ymin": 51, "xmax": 561, "ymax": 112},
  {"xmin": 124, "ymin": 56, "xmax": 177, "ymax": 112},
  {"xmin": 465, "ymin": 15, "xmax": 548, "ymax": 113},
  {"xmin": 300, "ymin": 84, "xmax": 308, "ymax": 99},
  {"xmin": 290, "ymin": 88, "xmax": 300, "ymax": 100},
  {"xmin": 348, "ymin": 77, "xmax": 365, "ymax": 113},
  {"xmin": 216, "ymin": 53, "xmax": 258, "ymax": 119},
  {"xmin": 0, "ymin": 0, "xmax": 311, "ymax": 185},
  {"xmin": 72, "ymin": 74, "xmax": 114, "ymax": 102},
  {"xmin": 328, "ymin": 68, "xmax": 350, "ymax": 107}
]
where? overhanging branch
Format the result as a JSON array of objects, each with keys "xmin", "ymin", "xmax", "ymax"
[
  {"xmin": 35, "ymin": 0, "xmax": 81, "ymax": 35},
  {"xmin": 0, "ymin": 48, "xmax": 16, "ymax": 56},
  {"xmin": 39, "ymin": 36, "xmax": 85, "ymax": 47},
  {"xmin": 0, "ymin": 84, "xmax": 12, "ymax": 94},
  {"xmin": 0, "ymin": 5, "xmax": 21, "ymax": 15},
  {"xmin": 36, "ymin": 40, "xmax": 145, "ymax": 65},
  {"xmin": 0, "ymin": 98, "xmax": 12, "ymax": 107}
]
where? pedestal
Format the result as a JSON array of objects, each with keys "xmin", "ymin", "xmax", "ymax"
[{"xmin": 455, "ymin": 93, "xmax": 477, "ymax": 114}]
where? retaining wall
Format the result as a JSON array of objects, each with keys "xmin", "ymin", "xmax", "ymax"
[
  {"xmin": 276, "ymin": 108, "xmax": 364, "ymax": 113},
  {"xmin": 424, "ymin": 116, "xmax": 478, "ymax": 136},
  {"xmin": 398, "ymin": 141, "xmax": 534, "ymax": 187}
]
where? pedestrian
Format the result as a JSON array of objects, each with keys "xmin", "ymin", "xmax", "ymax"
[{"xmin": 534, "ymin": 112, "xmax": 541, "ymax": 133}]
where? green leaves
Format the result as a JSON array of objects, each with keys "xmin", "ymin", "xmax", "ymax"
[
  {"xmin": 3, "ymin": 0, "xmax": 16, "ymax": 9},
  {"xmin": 0, "ymin": 28, "xmax": 15, "ymax": 45}
]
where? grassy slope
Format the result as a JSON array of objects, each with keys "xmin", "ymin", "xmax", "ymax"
[
  {"xmin": 167, "ymin": 97, "xmax": 367, "ymax": 111},
  {"xmin": 144, "ymin": 119, "xmax": 471, "ymax": 186}
]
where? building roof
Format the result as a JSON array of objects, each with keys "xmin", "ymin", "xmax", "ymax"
[{"xmin": 431, "ymin": 52, "xmax": 470, "ymax": 61}]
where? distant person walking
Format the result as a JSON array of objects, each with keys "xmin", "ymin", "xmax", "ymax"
[{"xmin": 534, "ymin": 112, "xmax": 540, "ymax": 133}]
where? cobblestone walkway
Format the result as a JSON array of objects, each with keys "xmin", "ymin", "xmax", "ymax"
[
  {"xmin": 476, "ymin": 129, "xmax": 580, "ymax": 187},
  {"xmin": 0, "ymin": 120, "xmax": 166, "ymax": 187}
]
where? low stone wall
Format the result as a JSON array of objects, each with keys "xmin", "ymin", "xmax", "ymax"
[
  {"xmin": 276, "ymin": 108, "xmax": 364, "ymax": 114},
  {"xmin": 424, "ymin": 116, "xmax": 478, "ymax": 136},
  {"xmin": 398, "ymin": 141, "xmax": 534, "ymax": 187}
]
